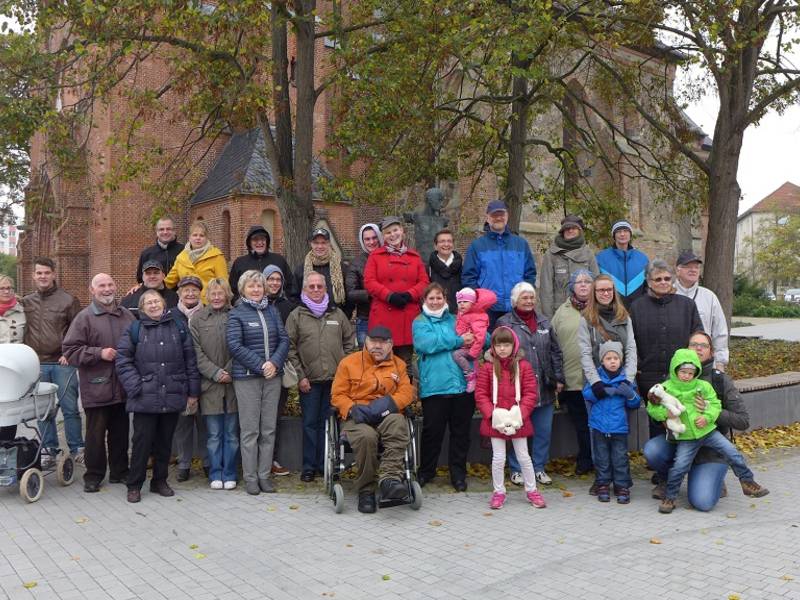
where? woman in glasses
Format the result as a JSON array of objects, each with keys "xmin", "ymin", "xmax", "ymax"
[{"xmin": 628, "ymin": 259, "xmax": 702, "ymax": 439}]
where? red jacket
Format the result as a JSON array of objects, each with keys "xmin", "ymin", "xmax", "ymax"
[
  {"xmin": 475, "ymin": 358, "xmax": 538, "ymax": 439},
  {"xmin": 364, "ymin": 247, "xmax": 429, "ymax": 346},
  {"xmin": 455, "ymin": 288, "xmax": 497, "ymax": 359}
]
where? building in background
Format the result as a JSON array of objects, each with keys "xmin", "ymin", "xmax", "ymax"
[{"xmin": 0, "ymin": 224, "xmax": 18, "ymax": 256}]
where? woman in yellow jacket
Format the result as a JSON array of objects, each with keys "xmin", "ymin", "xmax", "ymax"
[{"xmin": 165, "ymin": 221, "xmax": 228, "ymax": 304}]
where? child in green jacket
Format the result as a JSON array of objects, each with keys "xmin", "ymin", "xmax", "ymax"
[{"xmin": 647, "ymin": 348, "xmax": 768, "ymax": 513}]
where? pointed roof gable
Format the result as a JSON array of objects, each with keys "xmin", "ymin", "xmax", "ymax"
[{"xmin": 739, "ymin": 181, "xmax": 800, "ymax": 220}]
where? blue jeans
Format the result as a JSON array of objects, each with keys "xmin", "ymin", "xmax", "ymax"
[
  {"xmin": 663, "ymin": 430, "xmax": 754, "ymax": 500},
  {"xmin": 300, "ymin": 381, "xmax": 332, "ymax": 473},
  {"xmin": 643, "ymin": 435, "xmax": 730, "ymax": 511},
  {"xmin": 508, "ymin": 403, "xmax": 555, "ymax": 473},
  {"xmin": 355, "ymin": 318, "xmax": 370, "ymax": 347},
  {"xmin": 37, "ymin": 364, "xmax": 83, "ymax": 453},
  {"xmin": 591, "ymin": 430, "xmax": 632, "ymax": 488},
  {"xmin": 205, "ymin": 413, "xmax": 240, "ymax": 482}
]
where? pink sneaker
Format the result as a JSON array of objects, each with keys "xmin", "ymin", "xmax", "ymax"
[
  {"xmin": 465, "ymin": 371, "xmax": 477, "ymax": 393},
  {"xmin": 489, "ymin": 492, "xmax": 506, "ymax": 509},
  {"xmin": 527, "ymin": 489, "xmax": 547, "ymax": 508}
]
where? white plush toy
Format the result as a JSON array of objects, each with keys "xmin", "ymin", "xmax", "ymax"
[
  {"xmin": 491, "ymin": 405, "xmax": 523, "ymax": 436},
  {"xmin": 649, "ymin": 384, "xmax": 686, "ymax": 434}
]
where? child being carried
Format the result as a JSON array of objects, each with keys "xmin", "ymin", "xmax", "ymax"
[{"xmin": 452, "ymin": 287, "xmax": 497, "ymax": 392}]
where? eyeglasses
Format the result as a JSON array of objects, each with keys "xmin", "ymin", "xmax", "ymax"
[
  {"xmin": 689, "ymin": 342, "xmax": 710, "ymax": 349},
  {"xmin": 595, "ymin": 288, "xmax": 614, "ymax": 294},
  {"xmin": 651, "ymin": 276, "xmax": 672, "ymax": 283},
  {"xmin": 306, "ymin": 284, "xmax": 326, "ymax": 290},
  {"xmin": 0, "ymin": 287, "xmax": 14, "ymax": 292}
]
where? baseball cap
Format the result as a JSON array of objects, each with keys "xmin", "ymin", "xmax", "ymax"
[
  {"xmin": 379, "ymin": 216, "xmax": 403, "ymax": 231},
  {"xmin": 309, "ymin": 227, "xmax": 331, "ymax": 241},
  {"xmin": 177, "ymin": 275, "xmax": 203, "ymax": 289},
  {"xmin": 486, "ymin": 200, "xmax": 508, "ymax": 214},
  {"xmin": 142, "ymin": 260, "xmax": 165, "ymax": 272},
  {"xmin": 367, "ymin": 325, "xmax": 392, "ymax": 340},
  {"xmin": 676, "ymin": 250, "xmax": 703, "ymax": 266}
]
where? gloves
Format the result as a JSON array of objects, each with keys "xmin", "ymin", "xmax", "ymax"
[
  {"xmin": 350, "ymin": 405, "xmax": 370, "ymax": 424},
  {"xmin": 387, "ymin": 293, "xmax": 409, "ymax": 308},
  {"xmin": 398, "ymin": 292, "xmax": 413, "ymax": 304},
  {"xmin": 616, "ymin": 382, "xmax": 637, "ymax": 400},
  {"xmin": 349, "ymin": 396, "xmax": 398, "ymax": 425},
  {"xmin": 591, "ymin": 381, "xmax": 608, "ymax": 399}
]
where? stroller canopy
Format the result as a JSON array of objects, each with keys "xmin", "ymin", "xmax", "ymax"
[{"xmin": 0, "ymin": 344, "xmax": 41, "ymax": 403}]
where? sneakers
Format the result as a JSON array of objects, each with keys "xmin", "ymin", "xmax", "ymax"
[
  {"xmin": 536, "ymin": 471, "xmax": 552, "ymax": 485},
  {"xmin": 223, "ymin": 481, "xmax": 237, "ymax": 490},
  {"xmin": 465, "ymin": 371, "xmax": 477, "ymax": 393},
  {"xmin": 72, "ymin": 448, "xmax": 85, "ymax": 466},
  {"xmin": 527, "ymin": 489, "xmax": 547, "ymax": 508},
  {"xmin": 596, "ymin": 484, "xmax": 610, "ymax": 502},
  {"xmin": 510, "ymin": 472, "xmax": 523, "ymax": 486},
  {"xmin": 271, "ymin": 461, "xmax": 290, "ymax": 476},
  {"xmin": 651, "ymin": 482, "xmax": 666, "ymax": 500},
  {"xmin": 741, "ymin": 479, "xmax": 770, "ymax": 497},
  {"xmin": 658, "ymin": 498, "xmax": 676, "ymax": 514},
  {"xmin": 615, "ymin": 486, "xmax": 631, "ymax": 504},
  {"xmin": 210, "ymin": 480, "xmax": 223, "ymax": 490},
  {"xmin": 489, "ymin": 492, "xmax": 506, "ymax": 509}
]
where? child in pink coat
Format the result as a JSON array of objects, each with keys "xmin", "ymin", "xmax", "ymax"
[{"xmin": 452, "ymin": 287, "xmax": 497, "ymax": 392}]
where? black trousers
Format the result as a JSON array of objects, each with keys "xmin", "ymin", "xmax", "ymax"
[
  {"xmin": 128, "ymin": 412, "xmax": 180, "ymax": 490},
  {"xmin": 84, "ymin": 404, "xmax": 130, "ymax": 486},
  {"xmin": 419, "ymin": 393, "xmax": 475, "ymax": 483},
  {"xmin": 559, "ymin": 390, "xmax": 593, "ymax": 471},
  {"xmin": 0, "ymin": 425, "xmax": 16, "ymax": 442}
]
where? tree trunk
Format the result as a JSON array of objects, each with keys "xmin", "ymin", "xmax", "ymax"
[{"xmin": 505, "ymin": 70, "xmax": 529, "ymax": 233}]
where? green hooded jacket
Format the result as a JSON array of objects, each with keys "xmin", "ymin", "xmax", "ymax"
[{"xmin": 646, "ymin": 348, "xmax": 721, "ymax": 440}]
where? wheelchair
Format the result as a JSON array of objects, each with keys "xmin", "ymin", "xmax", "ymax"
[{"xmin": 323, "ymin": 408, "xmax": 422, "ymax": 513}]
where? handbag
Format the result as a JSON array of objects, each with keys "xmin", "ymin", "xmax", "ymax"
[
  {"xmin": 490, "ymin": 367, "xmax": 523, "ymax": 435},
  {"xmin": 282, "ymin": 360, "xmax": 299, "ymax": 388}
]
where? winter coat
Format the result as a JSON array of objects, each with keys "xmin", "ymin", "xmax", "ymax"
[
  {"xmin": 0, "ymin": 302, "xmax": 26, "ymax": 344},
  {"xmin": 577, "ymin": 313, "xmax": 637, "ymax": 385},
  {"xmin": 164, "ymin": 245, "xmax": 228, "ymax": 305},
  {"xmin": 364, "ymin": 247, "xmax": 429, "ymax": 346},
  {"xmin": 550, "ymin": 300, "xmax": 584, "ymax": 391},
  {"xmin": 229, "ymin": 225, "xmax": 293, "ymax": 303},
  {"xmin": 121, "ymin": 286, "xmax": 179, "ymax": 318},
  {"xmin": 331, "ymin": 348, "xmax": 414, "ymax": 419},
  {"xmin": 62, "ymin": 301, "xmax": 136, "ymax": 408},
  {"xmin": 454, "ymin": 288, "xmax": 497, "ymax": 359},
  {"xmin": 226, "ymin": 301, "xmax": 289, "ymax": 379},
  {"xmin": 263, "ymin": 264, "xmax": 297, "ymax": 324},
  {"xmin": 136, "ymin": 238, "xmax": 183, "ymax": 284},
  {"xmin": 285, "ymin": 303, "xmax": 355, "ymax": 383},
  {"xmin": 427, "ymin": 251, "xmax": 463, "ymax": 313},
  {"xmin": 462, "ymin": 223, "xmax": 537, "ymax": 314},
  {"xmin": 291, "ymin": 259, "xmax": 352, "ymax": 315},
  {"xmin": 629, "ymin": 291, "xmax": 703, "ymax": 395},
  {"xmin": 475, "ymin": 330, "xmax": 538, "ymax": 440},
  {"xmin": 190, "ymin": 305, "xmax": 237, "ymax": 415},
  {"xmin": 582, "ymin": 367, "xmax": 640, "ymax": 434},
  {"xmin": 412, "ymin": 309, "xmax": 467, "ymax": 399},
  {"xmin": 595, "ymin": 246, "xmax": 649, "ymax": 309},
  {"xmin": 346, "ymin": 251, "xmax": 372, "ymax": 320},
  {"xmin": 115, "ymin": 311, "xmax": 201, "ymax": 414},
  {"xmin": 695, "ymin": 359, "xmax": 749, "ymax": 464},
  {"xmin": 646, "ymin": 348, "xmax": 720, "ymax": 440},
  {"xmin": 495, "ymin": 309, "xmax": 563, "ymax": 406},
  {"xmin": 674, "ymin": 280, "xmax": 729, "ymax": 367},
  {"xmin": 538, "ymin": 242, "xmax": 598, "ymax": 318},
  {"xmin": 22, "ymin": 285, "xmax": 81, "ymax": 362}
]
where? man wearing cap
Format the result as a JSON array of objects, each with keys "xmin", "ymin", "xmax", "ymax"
[
  {"xmin": 674, "ymin": 251, "xmax": 729, "ymax": 370},
  {"xmin": 331, "ymin": 325, "xmax": 414, "ymax": 513},
  {"xmin": 292, "ymin": 227, "xmax": 350, "ymax": 314},
  {"xmin": 135, "ymin": 216, "xmax": 183, "ymax": 284},
  {"xmin": 595, "ymin": 219, "xmax": 650, "ymax": 309},
  {"xmin": 229, "ymin": 225, "xmax": 292, "ymax": 304},
  {"xmin": 462, "ymin": 199, "xmax": 537, "ymax": 328},
  {"xmin": 121, "ymin": 260, "xmax": 179, "ymax": 317},
  {"xmin": 538, "ymin": 215, "xmax": 599, "ymax": 318}
]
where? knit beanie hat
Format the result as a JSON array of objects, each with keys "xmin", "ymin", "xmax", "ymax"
[
  {"xmin": 456, "ymin": 287, "xmax": 477, "ymax": 303},
  {"xmin": 611, "ymin": 220, "xmax": 632, "ymax": 238},
  {"xmin": 559, "ymin": 215, "xmax": 585, "ymax": 233},
  {"xmin": 568, "ymin": 269, "xmax": 594, "ymax": 294},
  {"xmin": 599, "ymin": 340, "xmax": 623, "ymax": 361}
]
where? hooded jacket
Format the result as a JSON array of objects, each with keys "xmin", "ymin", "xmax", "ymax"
[
  {"xmin": 674, "ymin": 279, "xmax": 729, "ymax": 367},
  {"xmin": 454, "ymin": 288, "xmax": 497, "ymax": 359},
  {"xmin": 462, "ymin": 223, "xmax": 537, "ymax": 314},
  {"xmin": 595, "ymin": 245, "xmax": 649, "ymax": 309},
  {"xmin": 582, "ymin": 366, "xmax": 641, "ymax": 434},
  {"xmin": 164, "ymin": 245, "xmax": 228, "ymax": 305},
  {"xmin": 474, "ymin": 327, "xmax": 538, "ymax": 440},
  {"xmin": 646, "ymin": 348, "xmax": 720, "ymax": 440},
  {"xmin": 538, "ymin": 240, "xmax": 598, "ymax": 318},
  {"xmin": 695, "ymin": 359, "xmax": 749, "ymax": 465},
  {"xmin": 262, "ymin": 264, "xmax": 297, "ymax": 324},
  {"xmin": 412, "ymin": 308, "xmax": 467, "ymax": 398},
  {"xmin": 427, "ymin": 250, "xmax": 463, "ymax": 313},
  {"xmin": 229, "ymin": 226, "xmax": 293, "ymax": 303},
  {"xmin": 345, "ymin": 224, "xmax": 383, "ymax": 320}
]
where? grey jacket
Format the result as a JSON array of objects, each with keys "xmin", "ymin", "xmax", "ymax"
[
  {"xmin": 286, "ymin": 303, "xmax": 355, "ymax": 383},
  {"xmin": 577, "ymin": 315, "xmax": 637, "ymax": 385},
  {"xmin": 190, "ymin": 305, "xmax": 237, "ymax": 415},
  {"xmin": 674, "ymin": 280, "xmax": 729, "ymax": 367},
  {"xmin": 538, "ymin": 243, "xmax": 598, "ymax": 318}
]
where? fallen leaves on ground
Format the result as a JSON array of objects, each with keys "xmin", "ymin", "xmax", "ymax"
[
  {"xmin": 289, "ymin": 504, "xmax": 300, "ymax": 510},
  {"xmin": 382, "ymin": 574, "xmax": 391, "ymax": 581},
  {"xmin": 734, "ymin": 423, "xmax": 800, "ymax": 456},
  {"xmin": 194, "ymin": 553, "xmax": 206, "ymax": 559},
  {"xmin": 781, "ymin": 575, "xmax": 794, "ymax": 581},
  {"xmin": 649, "ymin": 538, "xmax": 662, "ymax": 545},
  {"xmin": 428, "ymin": 520, "xmax": 443, "ymax": 527},
  {"xmin": 22, "ymin": 582, "xmax": 37, "ymax": 589},
  {"xmin": 727, "ymin": 594, "xmax": 741, "ymax": 600},
  {"xmin": 189, "ymin": 544, "xmax": 199, "ymax": 549},
  {"xmin": 74, "ymin": 517, "xmax": 89, "ymax": 524}
]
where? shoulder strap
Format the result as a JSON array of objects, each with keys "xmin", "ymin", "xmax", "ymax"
[{"xmin": 130, "ymin": 316, "xmax": 187, "ymax": 347}]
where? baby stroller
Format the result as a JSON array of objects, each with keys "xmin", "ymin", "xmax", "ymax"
[{"xmin": 0, "ymin": 344, "xmax": 75, "ymax": 502}]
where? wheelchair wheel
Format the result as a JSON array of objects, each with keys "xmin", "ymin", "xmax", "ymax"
[
  {"xmin": 333, "ymin": 483, "xmax": 345, "ymax": 514},
  {"xmin": 56, "ymin": 454, "xmax": 75, "ymax": 486},
  {"xmin": 410, "ymin": 480, "xmax": 422, "ymax": 510},
  {"xmin": 20, "ymin": 469, "xmax": 44, "ymax": 503}
]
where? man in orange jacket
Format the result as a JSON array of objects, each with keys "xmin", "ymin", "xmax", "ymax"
[{"xmin": 331, "ymin": 325, "xmax": 414, "ymax": 513}]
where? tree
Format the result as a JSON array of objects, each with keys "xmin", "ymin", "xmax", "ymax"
[
  {"xmin": 0, "ymin": 253, "xmax": 16, "ymax": 281},
  {"xmin": 752, "ymin": 215, "xmax": 800, "ymax": 289}
]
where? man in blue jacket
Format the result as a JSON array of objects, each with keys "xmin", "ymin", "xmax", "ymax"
[
  {"xmin": 595, "ymin": 219, "xmax": 650, "ymax": 309},
  {"xmin": 462, "ymin": 200, "xmax": 537, "ymax": 328}
]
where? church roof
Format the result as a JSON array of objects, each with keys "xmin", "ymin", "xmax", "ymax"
[
  {"xmin": 739, "ymin": 181, "xmax": 800, "ymax": 220},
  {"xmin": 190, "ymin": 128, "xmax": 331, "ymax": 205}
]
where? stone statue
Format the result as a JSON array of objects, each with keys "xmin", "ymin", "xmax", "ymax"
[{"xmin": 405, "ymin": 187, "xmax": 449, "ymax": 257}]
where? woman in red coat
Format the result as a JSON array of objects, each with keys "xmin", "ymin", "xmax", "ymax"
[
  {"xmin": 475, "ymin": 326, "xmax": 546, "ymax": 509},
  {"xmin": 364, "ymin": 216, "xmax": 429, "ymax": 366}
]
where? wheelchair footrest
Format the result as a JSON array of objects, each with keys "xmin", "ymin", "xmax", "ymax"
[{"xmin": 378, "ymin": 495, "xmax": 413, "ymax": 509}]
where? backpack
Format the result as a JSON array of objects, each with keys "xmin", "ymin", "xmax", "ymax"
[{"xmin": 129, "ymin": 316, "xmax": 188, "ymax": 347}]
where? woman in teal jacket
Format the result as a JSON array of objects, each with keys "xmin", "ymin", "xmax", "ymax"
[{"xmin": 413, "ymin": 282, "xmax": 474, "ymax": 492}]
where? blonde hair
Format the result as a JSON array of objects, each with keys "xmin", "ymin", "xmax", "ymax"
[
  {"xmin": 137, "ymin": 289, "xmax": 166, "ymax": 312},
  {"xmin": 189, "ymin": 220, "xmax": 210, "ymax": 237},
  {"xmin": 237, "ymin": 270, "xmax": 266, "ymax": 296},
  {"xmin": 206, "ymin": 278, "xmax": 233, "ymax": 305},
  {"xmin": 0, "ymin": 275, "xmax": 14, "ymax": 290}
]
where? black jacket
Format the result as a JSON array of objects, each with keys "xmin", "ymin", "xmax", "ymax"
[
  {"xmin": 427, "ymin": 251, "xmax": 462, "ymax": 313},
  {"xmin": 346, "ymin": 251, "xmax": 371, "ymax": 320},
  {"xmin": 229, "ymin": 225, "xmax": 292, "ymax": 303},
  {"xmin": 121, "ymin": 286, "xmax": 179, "ymax": 318},
  {"xmin": 136, "ymin": 239, "xmax": 183, "ymax": 284},
  {"xmin": 292, "ymin": 259, "xmax": 352, "ymax": 315}
]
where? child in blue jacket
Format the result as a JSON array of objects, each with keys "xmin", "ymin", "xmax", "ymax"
[{"xmin": 583, "ymin": 340, "xmax": 641, "ymax": 504}]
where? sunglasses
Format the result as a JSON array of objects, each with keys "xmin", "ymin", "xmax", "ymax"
[{"xmin": 651, "ymin": 276, "xmax": 672, "ymax": 283}]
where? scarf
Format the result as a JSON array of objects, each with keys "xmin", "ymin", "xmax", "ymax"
[
  {"xmin": 303, "ymin": 249, "xmax": 345, "ymax": 304},
  {"xmin": 177, "ymin": 300, "xmax": 203, "ymax": 321},
  {"xmin": 186, "ymin": 240, "xmax": 211, "ymax": 264},
  {"xmin": 570, "ymin": 295, "xmax": 588, "ymax": 311},
  {"xmin": 515, "ymin": 308, "xmax": 537, "ymax": 331},
  {"xmin": 301, "ymin": 292, "xmax": 329, "ymax": 318},
  {"xmin": 599, "ymin": 305, "xmax": 616, "ymax": 321},
  {"xmin": 422, "ymin": 304, "xmax": 447, "ymax": 318},
  {"xmin": 0, "ymin": 297, "xmax": 17, "ymax": 317},
  {"xmin": 385, "ymin": 242, "xmax": 408, "ymax": 256},
  {"xmin": 554, "ymin": 232, "xmax": 585, "ymax": 251},
  {"xmin": 241, "ymin": 297, "xmax": 271, "ymax": 310}
]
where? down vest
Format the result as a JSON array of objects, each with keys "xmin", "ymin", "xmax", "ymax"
[
  {"xmin": 115, "ymin": 311, "xmax": 201, "ymax": 414},
  {"xmin": 226, "ymin": 301, "xmax": 289, "ymax": 379}
]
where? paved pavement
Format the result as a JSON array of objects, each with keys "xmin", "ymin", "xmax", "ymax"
[
  {"xmin": 1, "ymin": 448, "xmax": 799, "ymax": 600},
  {"xmin": 731, "ymin": 318, "xmax": 800, "ymax": 342}
]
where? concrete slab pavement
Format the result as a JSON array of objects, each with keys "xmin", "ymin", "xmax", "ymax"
[{"xmin": 731, "ymin": 318, "xmax": 800, "ymax": 342}]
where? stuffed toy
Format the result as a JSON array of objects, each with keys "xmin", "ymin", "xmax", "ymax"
[
  {"xmin": 649, "ymin": 383, "xmax": 686, "ymax": 434},
  {"xmin": 491, "ymin": 405, "xmax": 523, "ymax": 436}
]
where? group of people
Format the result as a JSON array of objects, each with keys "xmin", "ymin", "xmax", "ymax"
[{"xmin": 0, "ymin": 201, "xmax": 769, "ymax": 515}]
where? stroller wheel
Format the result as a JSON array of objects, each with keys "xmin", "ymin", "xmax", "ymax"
[
  {"xmin": 410, "ymin": 480, "xmax": 423, "ymax": 510},
  {"xmin": 56, "ymin": 454, "xmax": 75, "ymax": 486},
  {"xmin": 333, "ymin": 483, "xmax": 345, "ymax": 514},
  {"xmin": 20, "ymin": 469, "xmax": 44, "ymax": 503}
]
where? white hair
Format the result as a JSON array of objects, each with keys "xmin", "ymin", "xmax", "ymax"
[{"xmin": 510, "ymin": 282, "xmax": 536, "ymax": 307}]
